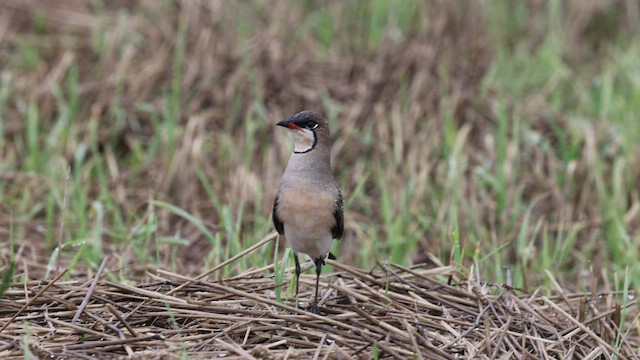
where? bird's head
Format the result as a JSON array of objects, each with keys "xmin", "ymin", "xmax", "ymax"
[{"xmin": 277, "ymin": 111, "xmax": 329, "ymax": 154}]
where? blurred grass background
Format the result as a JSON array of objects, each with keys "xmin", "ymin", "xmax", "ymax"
[{"xmin": 0, "ymin": 0, "xmax": 639, "ymax": 297}]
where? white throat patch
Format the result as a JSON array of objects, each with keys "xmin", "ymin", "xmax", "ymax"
[{"xmin": 288, "ymin": 128, "xmax": 317, "ymax": 154}]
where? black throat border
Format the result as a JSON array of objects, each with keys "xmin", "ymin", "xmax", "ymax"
[{"xmin": 293, "ymin": 130, "xmax": 317, "ymax": 154}]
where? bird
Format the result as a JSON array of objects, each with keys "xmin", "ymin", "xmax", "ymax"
[{"xmin": 272, "ymin": 111, "xmax": 344, "ymax": 314}]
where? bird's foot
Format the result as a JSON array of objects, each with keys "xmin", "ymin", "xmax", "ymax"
[{"xmin": 309, "ymin": 302, "xmax": 320, "ymax": 314}]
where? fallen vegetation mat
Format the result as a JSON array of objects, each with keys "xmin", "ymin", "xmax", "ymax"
[{"xmin": 0, "ymin": 260, "xmax": 637, "ymax": 359}]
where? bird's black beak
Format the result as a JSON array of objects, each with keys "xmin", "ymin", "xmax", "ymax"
[{"xmin": 277, "ymin": 119, "xmax": 301, "ymax": 130}]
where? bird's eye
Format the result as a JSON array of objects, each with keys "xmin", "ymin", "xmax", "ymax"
[{"xmin": 305, "ymin": 121, "xmax": 318, "ymax": 129}]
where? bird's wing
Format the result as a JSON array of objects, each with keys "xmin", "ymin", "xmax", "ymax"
[
  {"xmin": 272, "ymin": 193, "xmax": 284, "ymax": 235},
  {"xmin": 331, "ymin": 188, "xmax": 344, "ymax": 240}
]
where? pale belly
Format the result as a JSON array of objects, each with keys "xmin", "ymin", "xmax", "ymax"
[{"xmin": 276, "ymin": 188, "xmax": 337, "ymax": 259}]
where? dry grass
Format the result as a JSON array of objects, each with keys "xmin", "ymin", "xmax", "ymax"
[{"xmin": 0, "ymin": 237, "xmax": 637, "ymax": 359}]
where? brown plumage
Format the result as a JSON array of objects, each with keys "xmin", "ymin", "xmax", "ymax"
[{"xmin": 273, "ymin": 111, "xmax": 343, "ymax": 314}]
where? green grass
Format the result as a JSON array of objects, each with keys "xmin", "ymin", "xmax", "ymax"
[{"xmin": 0, "ymin": 0, "xmax": 638, "ymax": 311}]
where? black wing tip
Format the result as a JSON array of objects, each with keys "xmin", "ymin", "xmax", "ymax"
[
  {"xmin": 272, "ymin": 196, "xmax": 284, "ymax": 235},
  {"xmin": 331, "ymin": 224, "xmax": 343, "ymax": 240},
  {"xmin": 328, "ymin": 252, "xmax": 337, "ymax": 260},
  {"xmin": 331, "ymin": 189, "xmax": 344, "ymax": 240}
]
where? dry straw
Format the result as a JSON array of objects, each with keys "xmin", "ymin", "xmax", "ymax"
[{"xmin": 0, "ymin": 238, "xmax": 637, "ymax": 359}]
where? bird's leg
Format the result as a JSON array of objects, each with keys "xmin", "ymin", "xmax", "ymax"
[
  {"xmin": 311, "ymin": 257, "xmax": 323, "ymax": 314},
  {"xmin": 293, "ymin": 252, "xmax": 301, "ymax": 306}
]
